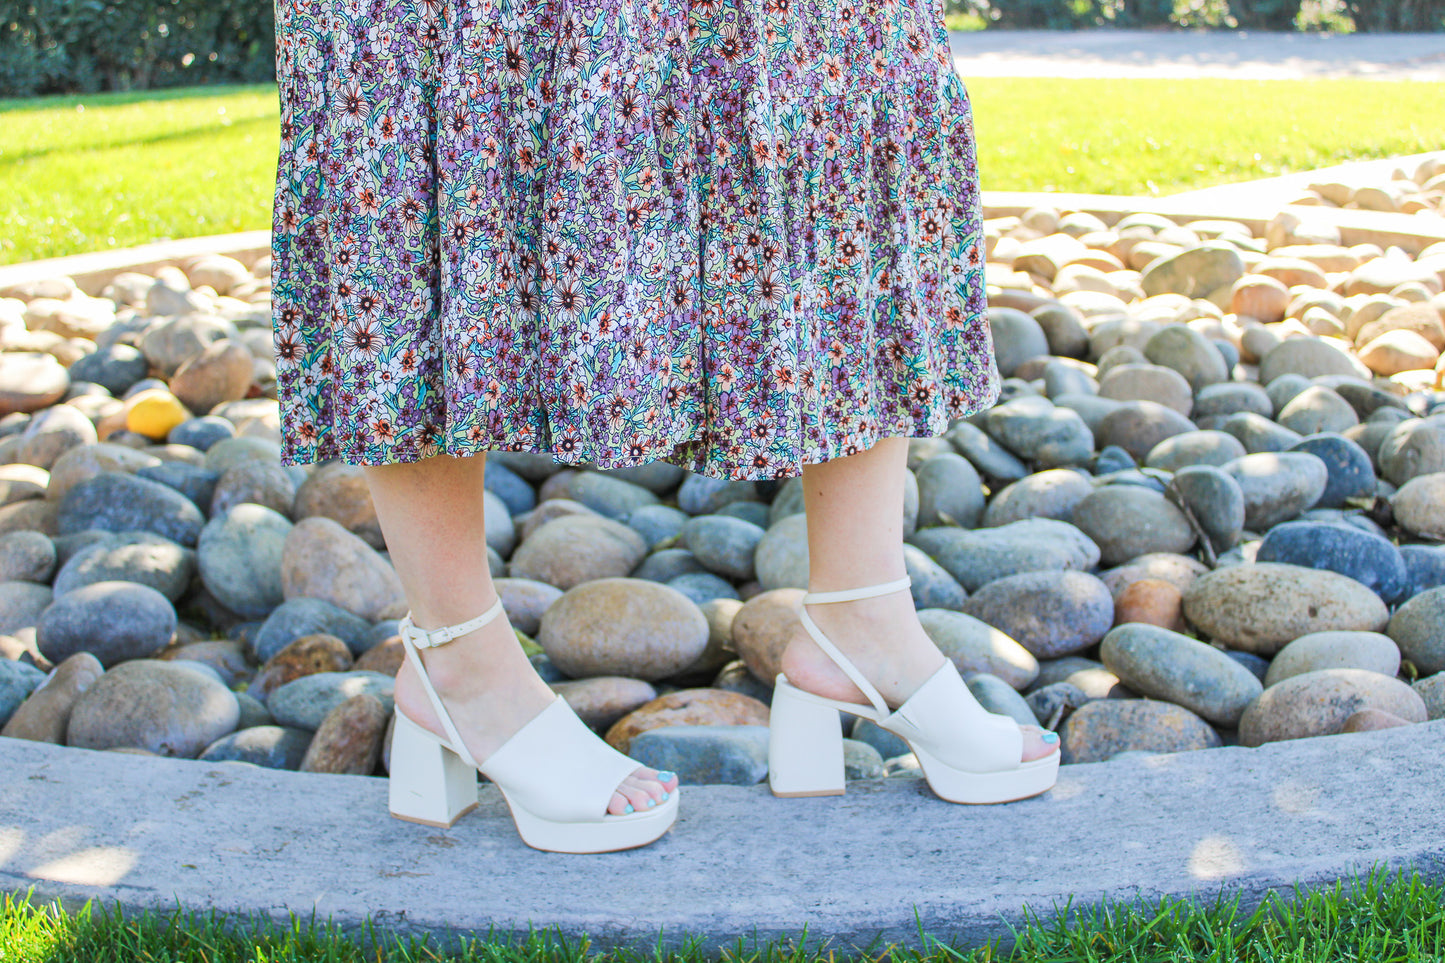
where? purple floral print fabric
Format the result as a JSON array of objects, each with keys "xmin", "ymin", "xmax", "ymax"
[{"xmin": 270, "ymin": 0, "xmax": 1000, "ymax": 480}]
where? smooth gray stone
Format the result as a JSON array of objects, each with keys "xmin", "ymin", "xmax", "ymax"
[
  {"xmin": 964, "ymin": 673, "xmax": 1037, "ymax": 727},
  {"xmin": 943, "ymin": 421, "xmax": 1029, "ymax": 483},
  {"xmin": 1257, "ymin": 520, "xmax": 1408, "ymax": 604},
  {"xmin": 989, "ymin": 307, "xmax": 1050, "ymax": 377},
  {"xmin": 676, "ymin": 476, "xmax": 759, "ymax": 516},
  {"xmin": 51, "ymin": 531, "xmax": 194, "ymax": 603},
  {"xmin": 633, "ymin": 549, "xmax": 707, "ymax": 583},
  {"xmin": 266, "ymin": 671, "xmax": 395, "ymax": 730},
  {"xmin": 166, "ymin": 416, "xmax": 236, "ymax": 453},
  {"xmin": 1193, "ymin": 383, "xmax": 1272, "ymax": 421},
  {"xmin": 625, "ymin": 504, "xmax": 691, "ymax": 549},
  {"xmin": 1288, "ymin": 433, "xmax": 1376, "ymax": 508},
  {"xmin": 1388, "ymin": 586, "xmax": 1445, "ymax": 677},
  {"xmin": 983, "ymin": 397, "xmax": 1094, "ymax": 469},
  {"xmin": 1171, "ymin": 465, "xmax": 1246, "ymax": 552},
  {"xmin": 924, "ymin": 518, "xmax": 1100, "ymax": 594},
  {"xmin": 68, "ymin": 343, "xmax": 148, "ymax": 396},
  {"xmin": 1222, "ymin": 451, "xmax": 1328, "ymax": 530},
  {"xmin": 628, "ymin": 725, "xmax": 769, "ymax": 786},
  {"xmin": 681, "ymin": 515, "xmax": 764, "ymax": 581},
  {"xmin": 252, "ymin": 598, "xmax": 372, "ymax": 662},
  {"xmin": 199, "ymin": 726, "xmax": 313, "ymax": 770},
  {"xmin": 717, "ymin": 501, "xmax": 771, "ymax": 529},
  {"xmin": 1378, "ymin": 417, "xmax": 1445, "ymax": 486},
  {"xmin": 983, "ymin": 469, "xmax": 1093, "ymax": 528},
  {"xmin": 65, "ymin": 659, "xmax": 239, "ymax": 758},
  {"xmin": 917, "ymin": 452, "xmax": 987, "ymax": 529},
  {"xmin": 850, "ymin": 717, "xmax": 911, "ymax": 760},
  {"xmin": 1100, "ymin": 624, "xmax": 1263, "ymax": 728},
  {"xmin": 602, "ymin": 462, "xmax": 686, "ymax": 496},
  {"xmin": 136, "ymin": 461, "xmax": 220, "ymax": 510},
  {"xmin": 37, "ymin": 580, "xmax": 177, "ymax": 668},
  {"xmin": 482, "ymin": 459, "xmax": 536, "ymax": 516},
  {"xmin": 566, "ymin": 472, "xmax": 660, "ymax": 521},
  {"xmin": 57, "ymin": 471, "xmax": 206, "ymax": 547},
  {"xmin": 665, "ymin": 572, "xmax": 740, "ymax": 606},
  {"xmin": 842, "ymin": 739, "xmax": 886, "ymax": 780},
  {"xmin": 1144, "ymin": 430, "xmax": 1246, "ymax": 471},
  {"xmin": 0, "ymin": 531, "xmax": 57, "ymax": 584},
  {"xmin": 1221, "ymin": 412, "xmax": 1303, "ymax": 454},
  {"xmin": 0, "ymin": 659, "xmax": 46, "ymax": 727},
  {"xmin": 902, "ymin": 544, "xmax": 967, "ymax": 612},
  {"xmin": 198, "ymin": 504, "xmax": 292, "ymax": 619}
]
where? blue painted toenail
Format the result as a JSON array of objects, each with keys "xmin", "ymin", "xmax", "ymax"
[
  {"xmin": 657, "ymin": 771, "xmax": 677, "ymax": 783},
  {"xmin": 661, "ymin": 792, "xmax": 669, "ymax": 801},
  {"xmin": 1042, "ymin": 731, "xmax": 1059, "ymax": 744},
  {"xmin": 624, "ymin": 804, "xmax": 634, "ymax": 814},
  {"xmin": 646, "ymin": 798, "xmax": 656, "ymax": 808}
]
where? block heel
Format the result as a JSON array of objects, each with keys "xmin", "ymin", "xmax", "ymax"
[
  {"xmin": 388, "ymin": 709, "xmax": 479, "ymax": 828},
  {"xmin": 768, "ymin": 678, "xmax": 846, "ymax": 797}
]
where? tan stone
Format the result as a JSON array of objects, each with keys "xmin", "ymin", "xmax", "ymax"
[
  {"xmin": 1358, "ymin": 330, "xmax": 1438, "ymax": 377},
  {"xmin": 1239, "ymin": 668, "xmax": 1426, "ymax": 746},
  {"xmin": 1113, "ymin": 578, "xmax": 1186, "ymax": 632},
  {"xmin": 604, "ymin": 688, "xmax": 769, "ymax": 752},
  {"xmin": 1, "ymin": 652, "xmax": 104, "ymax": 743},
  {"xmin": 250, "ymin": 633, "xmax": 353, "ymax": 701},
  {"xmin": 280, "ymin": 517, "xmax": 405, "ymax": 620},
  {"xmin": 355, "ymin": 636, "xmax": 404, "ymax": 676},
  {"xmin": 1339, "ymin": 708, "xmax": 1414, "ymax": 733},
  {"xmin": 299, "ymin": 693, "xmax": 387, "ymax": 775},
  {"xmin": 552, "ymin": 677, "xmax": 658, "ymax": 731},
  {"xmin": 169, "ymin": 340, "xmax": 255, "ymax": 420},
  {"xmin": 731, "ymin": 588, "xmax": 804, "ymax": 685}
]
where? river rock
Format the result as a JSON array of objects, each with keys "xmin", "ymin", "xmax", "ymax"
[
  {"xmin": 1414, "ymin": 673, "xmax": 1445, "ymax": 720},
  {"xmin": 1140, "ymin": 244, "xmax": 1245, "ymax": 300},
  {"xmin": 508, "ymin": 513, "xmax": 648, "ymax": 589},
  {"xmin": 1222, "ymin": 451, "xmax": 1327, "ymax": 529},
  {"xmin": 1276, "ymin": 386, "xmax": 1359, "ymax": 436},
  {"xmin": 14, "ymin": 403, "xmax": 97, "ymax": 471},
  {"xmin": 251, "ymin": 633, "xmax": 354, "ymax": 702},
  {"xmin": 538, "ymin": 577, "xmax": 708, "ymax": 681},
  {"xmin": 1288, "ymin": 434, "xmax": 1376, "ymax": 508},
  {"xmin": 266, "ymin": 670, "xmax": 395, "ymax": 731},
  {"xmin": 1098, "ymin": 364, "xmax": 1193, "ymax": 416},
  {"xmin": 1059, "ymin": 699, "xmax": 1221, "ymax": 764},
  {"xmin": 36, "ymin": 580, "xmax": 177, "ymax": 667},
  {"xmin": 566, "ymin": 471, "xmax": 661, "ymax": 521},
  {"xmin": 159, "ymin": 639, "xmax": 251, "ymax": 687},
  {"xmin": 552, "ymin": 677, "xmax": 659, "ymax": 731},
  {"xmin": 628, "ymin": 724, "xmax": 770, "ymax": 786},
  {"xmin": 915, "ymin": 453, "xmax": 985, "ymax": 529},
  {"xmin": 982, "ymin": 469, "xmax": 1093, "ymax": 528},
  {"xmin": 299, "ymin": 693, "xmax": 388, "ymax": 775},
  {"xmin": 917, "ymin": 609, "xmax": 1040, "ymax": 690},
  {"xmin": 1258, "ymin": 338, "xmax": 1365, "ymax": 384},
  {"xmin": 0, "ymin": 652, "xmax": 104, "ymax": 743},
  {"xmin": 1378, "ymin": 418, "xmax": 1445, "ymax": 486},
  {"xmin": 983, "ymin": 397, "xmax": 1094, "ymax": 468},
  {"xmin": 0, "ymin": 659, "xmax": 46, "ymax": 727},
  {"xmin": 0, "ymin": 352, "xmax": 69, "ymax": 415},
  {"xmin": 1169, "ymin": 466, "xmax": 1245, "ymax": 551},
  {"xmin": 199, "ymin": 725, "xmax": 313, "ymax": 769},
  {"xmin": 169, "ymin": 339, "xmax": 254, "ymax": 415},
  {"xmin": 1387, "ymin": 586, "xmax": 1445, "ymax": 676},
  {"xmin": 964, "ymin": 672, "xmax": 1037, "ymax": 726},
  {"xmin": 945, "ymin": 421, "xmax": 1029, "ymax": 483},
  {"xmin": 0, "ymin": 531, "xmax": 56, "ymax": 584},
  {"xmin": 1144, "ymin": 324, "xmax": 1231, "ymax": 391},
  {"xmin": 280, "ymin": 517, "xmax": 404, "ymax": 621},
  {"xmin": 167, "ymin": 415, "xmax": 236, "ymax": 452},
  {"xmin": 1071, "ymin": 486, "xmax": 1195, "ymax": 566},
  {"xmin": 1183, "ymin": 563, "xmax": 1389, "ymax": 655},
  {"xmin": 923, "ymin": 518, "xmax": 1100, "ymax": 593},
  {"xmin": 52, "ymin": 531, "xmax": 194, "ymax": 603},
  {"xmin": 676, "ymin": 476, "xmax": 760, "ymax": 516},
  {"xmin": 197, "ymin": 503, "xmax": 291, "ymax": 618},
  {"xmin": 1145, "ymin": 430, "xmax": 1246, "ymax": 471},
  {"xmin": 252, "ymin": 597, "xmax": 373, "ymax": 662},
  {"xmin": 1391, "ymin": 472, "xmax": 1445, "ymax": 539},
  {"xmin": 1100, "ymin": 624, "xmax": 1263, "ymax": 727},
  {"xmin": 1339, "ymin": 708, "xmax": 1415, "ymax": 733},
  {"xmin": 1255, "ymin": 520, "xmax": 1407, "ymax": 603},
  {"xmin": 66, "ymin": 659, "xmax": 239, "ymax": 757},
  {"xmin": 209, "ymin": 461, "xmax": 296, "ymax": 519},
  {"xmin": 681, "ymin": 515, "xmax": 764, "ymax": 581},
  {"xmin": 1238, "ymin": 668, "xmax": 1426, "ymax": 746},
  {"xmin": 604, "ymin": 688, "xmax": 770, "ymax": 752},
  {"xmin": 963, "ymin": 570, "xmax": 1112, "ymax": 659},
  {"xmin": 1112, "ymin": 578, "xmax": 1186, "ymax": 631},
  {"xmin": 1096, "ymin": 401, "xmax": 1196, "ymax": 462},
  {"xmin": 1264, "ymin": 631, "xmax": 1401, "ymax": 688},
  {"xmin": 57, "ymin": 470, "xmax": 206, "ymax": 547},
  {"xmin": 989, "ymin": 307, "xmax": 1051, "ymax": 376}
]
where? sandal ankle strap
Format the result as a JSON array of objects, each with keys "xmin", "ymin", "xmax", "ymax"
[
  {"xmin": 802, "ymin": 574, "xmax": 912, "ymax": 605},
  {"xmin": 396, "ymin": 596, "xmax": 508, "ymax": 768},
  {"xmin": 399, "ymin": 596, "xmax": 506, "ymax": 648},
  {"xmin": 797, "ymin": 574, "xmax": 913, "ymax": 717}
]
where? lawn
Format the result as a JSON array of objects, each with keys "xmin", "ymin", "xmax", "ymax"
[
  {"xmin": 3, "ymin": 867, "xmax": 1444, "ymax": 962},
  {"xmin": 1, "ymin": 76, "xmax": 1444, "ymax": 265}
]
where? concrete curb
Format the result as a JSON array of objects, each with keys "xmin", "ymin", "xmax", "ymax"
[
  {"xmin": 0, "ymin": 229, "xmax": 270, "ymax": 299},
  {"xmin": 4, "ymin": 723, "xmax": 1444, "ymax": 951}
]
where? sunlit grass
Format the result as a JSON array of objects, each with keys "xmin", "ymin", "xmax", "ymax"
[
  {"xmin": 2, "ymin": 76, "xmax": 1444, "ymax": 265},
  {"xmin": 3, "ymin": 866, "xmax": 1444, "ymax": 961}
]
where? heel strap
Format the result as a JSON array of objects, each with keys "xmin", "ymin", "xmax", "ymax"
[
  {"xmin": 396, "ymin": 596, "xmax": 507, "ymax": 769},
  {"xmin": 797, "ymin": 574, "xmax": 912, "ymax": 717}
]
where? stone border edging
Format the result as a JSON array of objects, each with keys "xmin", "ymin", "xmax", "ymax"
[
  {"xmin": 4, "ymin": 723, "xmax": 1444, "ymax": 952},
  {"xmin": 0, "ymin": 229, "xmax": 270, "ymax": 299}
]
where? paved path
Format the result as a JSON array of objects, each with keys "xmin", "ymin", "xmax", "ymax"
[
  {"xmin": 4, "ymin": 722, "xmax": 1444, "ymax": 951},
  {"xmin": 948, "ymin": 28, "xmax": 1445, "ymax": 80}
]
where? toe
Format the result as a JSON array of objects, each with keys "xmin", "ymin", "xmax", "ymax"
[
  {"xmin": 1019, "ymin": 724, "xmax": 1060, "ymax": 762},
  {"xmin": 607, "ymin": 790, "xmax": 632, "ymax": 816},
  {"xmin": 616, "ymin": 779, "xmax": 656, "ymax": 814}
]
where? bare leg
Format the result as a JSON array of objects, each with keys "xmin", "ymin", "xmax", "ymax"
[
  {"xmin": 779, "ymin": 436, "xmax": 1056, "ymax": 762},
  {"xmin": 365, "ymin": 452, "xmax": 678, "ymax": 814}
]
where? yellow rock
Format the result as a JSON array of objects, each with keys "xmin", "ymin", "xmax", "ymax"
[{"xmin": 125, "ymin": 389, "xmax": 191, "ymax": 440}]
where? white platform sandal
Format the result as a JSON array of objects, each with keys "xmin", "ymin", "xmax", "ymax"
[
  {"xmin": 386, "ymin": 597, "xmax": 680, "ymax": 853},
  {"xmin": 768, "ymin": 574, "xmax": 1060, "ymax": 804}
]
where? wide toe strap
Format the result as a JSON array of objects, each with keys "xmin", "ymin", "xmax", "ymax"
[
  {"xmin": 884, "ymin": 663, "xmax": 1024, "ymax": 773},
  {"xmin": 479, "ymin": 697, "xmax": 643, "ymax": 822}
]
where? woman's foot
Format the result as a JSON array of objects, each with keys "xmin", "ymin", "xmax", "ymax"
[
  {"xmin": 779, "ymin": 586, "xmax": 1059, "ymax": 763},
  {"xmin": 392, "ymin": 603, "xmax": 678, "ymax": 815}
]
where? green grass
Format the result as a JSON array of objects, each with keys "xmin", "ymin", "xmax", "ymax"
[
  {"xmin": 2, "ymin": 76, "xmax": 1445, "ymax": 265},
  {"xmin": 3, "ymin": 867, "xmax": 1444, "ymax": 962}
]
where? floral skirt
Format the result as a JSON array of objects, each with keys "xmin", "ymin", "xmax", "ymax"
[{"xmin": 269, "ymin": 0, "xmax": 1000, "ymax": 481}]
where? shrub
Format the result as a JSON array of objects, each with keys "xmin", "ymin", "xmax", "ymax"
[
  {"xmin": 1340, "ymin": 0, "xmax": 1445, "ymax": 30},
  {"xmin": 0, "ymin": 0, "xmax": 274, "ymax": 97},
  {"xmin": 1229, "ymin": 0, "xmax": 1305, "ymax": 27}
]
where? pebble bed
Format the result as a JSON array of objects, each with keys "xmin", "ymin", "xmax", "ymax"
[{"xmin": 2, "ymin": 154, "xmax": 1445, "ymax": 787}]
